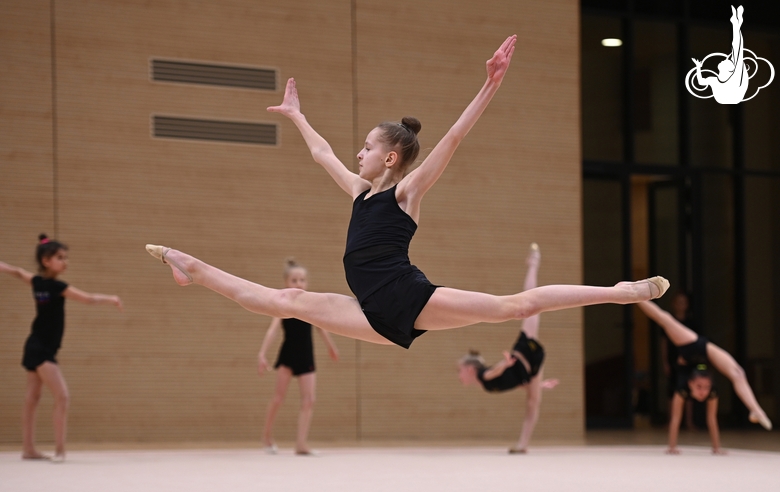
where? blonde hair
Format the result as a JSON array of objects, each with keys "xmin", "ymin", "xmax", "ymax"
[
  {"xmin": 283, "ymin": 257, "xmax": 307, "ymax": 279},
  {"xmin": 458, "ymin": 350, "xmax": 485, "ymax": 370}
]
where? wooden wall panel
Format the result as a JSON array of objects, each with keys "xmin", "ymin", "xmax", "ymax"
[
  {"xmin": 0, "ymin": 0, "xmax": 56, "ymax": 443},
  {"xmin": 0, "ymin": 0, "xmax": 582, "ymax": 446}
]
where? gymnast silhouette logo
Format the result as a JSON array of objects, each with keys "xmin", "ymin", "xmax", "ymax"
[{"xmin": 684, "ymin": 5, "xmax": 774, "ymax": 104}]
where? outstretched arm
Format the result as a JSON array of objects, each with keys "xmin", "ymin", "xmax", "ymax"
[
  {"xmin": 706, "ymin": 397, "xmax": 725, "ymax": 454},
  {"xmin": 692, "ymin": 58, "xmax": 711, "ymax": 87},
  {"xmin": 316, "ymin": 327, "xmax": 340, "ymax": 362},
  {"xmin": 0, "ymin": 261, "xmax": 34, "ymax": 286},
  {"xmin": 268, "ymin": 79, "xmax": 368, "ymax": 198},
  {"xmin": 62, "ymin": 286, "xmax": 123, "ymax": 311},
  {"xmin": 667, "ymin": 393, "xmax": 685, "ymax": 454},
  {"xmin": 398, "ymin": 35, "xmax": 516, "ymax": 204},
  {"xmin": 258, "ymin": 317, "xmax": 282, "ymax": 375}
]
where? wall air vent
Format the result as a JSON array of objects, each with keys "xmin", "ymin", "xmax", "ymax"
[
  {"xmin": 151, "ymin": 59, "xmax": 277, "ymax": 90},
  {"xmin": 153, "ymin": 116, "xmax": 277, "ymax": 145}
]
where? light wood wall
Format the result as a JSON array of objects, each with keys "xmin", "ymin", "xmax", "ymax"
[{"xmin": 0, "ymin": 0, "xmax": 582, "ymax": 444}]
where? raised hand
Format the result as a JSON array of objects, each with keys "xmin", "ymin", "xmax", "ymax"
[
  {"xmin": 692, "ymin": 58, "xmax": 703, "ymax": 67},
  {"xmin": 111, "ymin": 296, "xmax": 124, "ymax": 312},
  {"xmin": 541, "ymin": 378, "xmax": 559, "ymax": 389},
  {"xmin": 267, "ymin": 78, "xmax": 302, "ymax": 118},
  {"xmin": 502, "ymin": 350, "xmax": 516, "ymax": 367},
  {"xmin": 486, "ymin": 35, "xmax": 517, "ymax": 84}
]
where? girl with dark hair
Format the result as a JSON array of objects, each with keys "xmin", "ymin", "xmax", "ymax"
[
  {"xmin": 0, "ymin": 234, "xmax": 123, "ymax": 462},
  {"xmin": 457, "ymin": 244, "xmax": 559, "ymax": 453},
  {"xmin": 146, "ymin": 35, "xmax": 668, "ymax": 349},
  {"xmin": 257, "ymin": 259, "xmax": 339, "ymax": 456},
  {"xmin": 637, "ymin": 300, "xmax": 772, "ymax": 455}
]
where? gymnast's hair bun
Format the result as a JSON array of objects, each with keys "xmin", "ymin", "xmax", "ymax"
[{"xmin": 401, "ymin": 116, "xmax": 421, "ymax": 135}]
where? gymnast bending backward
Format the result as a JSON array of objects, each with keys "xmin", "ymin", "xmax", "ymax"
[
  {"xmin": 637, "ymin": 300, "xmax": 772, "ymax": 455},
  {"xmin": 458, "ymin": 244, "xmax": 559, "ymax": 453}
]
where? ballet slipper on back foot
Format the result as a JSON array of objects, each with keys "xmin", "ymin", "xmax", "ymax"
[
  {"xmin": 145, "ymin": 245, "xmax": 193, "ymax": 286},
  {"xmin": 750, "ymin": 412, "xmax": 773, "ymax": 431}
]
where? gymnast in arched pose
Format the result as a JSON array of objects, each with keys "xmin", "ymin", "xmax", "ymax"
[
  {"xmin": 457, "ymin": 244, "xmax": 559, "ymax": 453},
  {"xmin": 637, "ymin": 300, "xmax": 772, "ymax": 455},
  {"xmin": 146, "ymin": 35, "xmax": 668, "ymax": 348}
]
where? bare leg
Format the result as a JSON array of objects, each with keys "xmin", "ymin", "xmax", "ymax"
[
  {"xmin": 22, "ymin": 371, "xmax": 46, "ymax": 460},
  {"xmin": 295, "ymin": 373, "xmax": 316, "ymax": 455},
  {"xmin": 705, "ymin": 343, "xmax": 772, "ymax": 430},
  {"xmin": 417, "ymin": 278, "xmax": 667, "ymax": 331},
  {"xmin": 637, "ymin": 301, "xmax": 697, "ymax": 346},
  {"xmin": 520, "ymin": 245, "xmax": 541, "ymax": 339},
  {"xmin": 36, "ymin": 362, "xmax": 69, "ymax": 459},
  {"xmin": 149, "ymin": 248, "xmax": 390, "ymax": 345},
  {"xmin": 263, "ymin": 366, "xmax": 293, "ymax": 449}
]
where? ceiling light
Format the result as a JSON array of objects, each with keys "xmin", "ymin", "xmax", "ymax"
[{"xmin": 601, "ymin": 38, "xmax": 623, "ymax": 47}]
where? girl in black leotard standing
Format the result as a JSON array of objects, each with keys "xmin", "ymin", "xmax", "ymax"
[
  {"xmin": 637, "ymin": 300, "xmax": 772, "ymax": 454},
  {"xmin": 257, "ymin": 259, "xmax": 339, "ymax": 455},
  {"xmin": 146, "ymin": 35, "xmax": 668, "ymax": 348},
  {"xmin": 458, "ymin": 244, "xmax": 558, "ymax": 453},
  {"xmin": 0, "ymin": 234, "xmax": 122, "ymax": 462}
]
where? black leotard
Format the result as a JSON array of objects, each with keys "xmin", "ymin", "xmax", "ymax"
[
  {"xmin": 274, "ymin": 318, "xmax": 315, "ymax": 376},
  {"xmin": 343, "ymin": 185, "xmax": 438, "ymax": 348},
  {"xmin": 675, "ymin": 335, "xmax": 717, "ymax": 400},
  {"xmin": 478, "ymin": 332, "xmax": 546, "ymax": 392},
  {"xmin": 22, "ymin": 276, "xmax": 69, "ymax": 371}
]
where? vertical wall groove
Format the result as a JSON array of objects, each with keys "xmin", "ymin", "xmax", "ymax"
[
  {"xmin": 50, "ymin": 0, "xmax": 59, "ymax": 237},
  {"xmin": 350, "ymin": 0, "xmax": 362, "ymax": 442}
]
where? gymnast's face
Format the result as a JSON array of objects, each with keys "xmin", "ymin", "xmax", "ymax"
[
  {"xmin": 284, "ymin": 267, "xmax": 308, "ymax": 290},
  {"xmin": 41, "ymin": 249, "xmax": 69, "ymax": 277},
  {"xmin": 357, "ymin": 128, "xmax": 395, "ymax": 180},
  {"xmin": 458, "ymin": 363, "xmax": 478, "ymax": 386},
  {"xmin": 688, "ymin": 376, "xmax": 712, "ymax": 402}
]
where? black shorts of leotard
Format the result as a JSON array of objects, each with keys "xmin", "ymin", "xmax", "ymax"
[
  {"xmin": 22, "ymin": 338, "xmax": 58, "ymax": 371},
  {"xmin": 359, "ymin": 265, "xmax": 439, "ymax": 349}
]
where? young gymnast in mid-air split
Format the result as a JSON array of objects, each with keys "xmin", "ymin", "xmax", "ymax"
[
  {"xmin": 257, "ymin": 259, "xmax": 339, "ymax": 456},
  {"xmin": 0, "ymin": 235, "xmax": 123, "ymax": 463},
  {"xmin": 458, "ymin": 244, "xmax": 559, "ymax": 454},
  {"xmin": 146, "ymin": 35, "xmax": 669, "ymax": 348},
  {"xmin": 637, "ymin": 300, "xmax": 772, "ymax": 455}
]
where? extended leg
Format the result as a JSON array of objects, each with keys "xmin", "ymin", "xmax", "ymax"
[
  {"xmin": 36, "ymin": 362, "xmax": 69, "ymax": 460},
  {"xmin": 705, "ymin": 343, "xmax": 772, "ymax": 430},
  {"xmin": 146, "ymin": 247, "xmax": 390, "ymax": 345},
  {"xmin": 295, "ymin": 373, "xmax": 317, "ymax": 455},
  {"xmin": 263, "ymin": 366, "xmax": 293, "ymax": 450},
  {"xmin": 520, "ymin": 245, "xmax": 541, "ymax": 339},
  {"xmin": 22, "ymin": 371, "xmax": 46, "ymax": 460},
  {"xmin": 637, "ymin": 301, "xmax": 697, "ymax": 346},
  {"xmin": 417, "ymin": 277, "xmax": 668, "ymax": 331}
]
